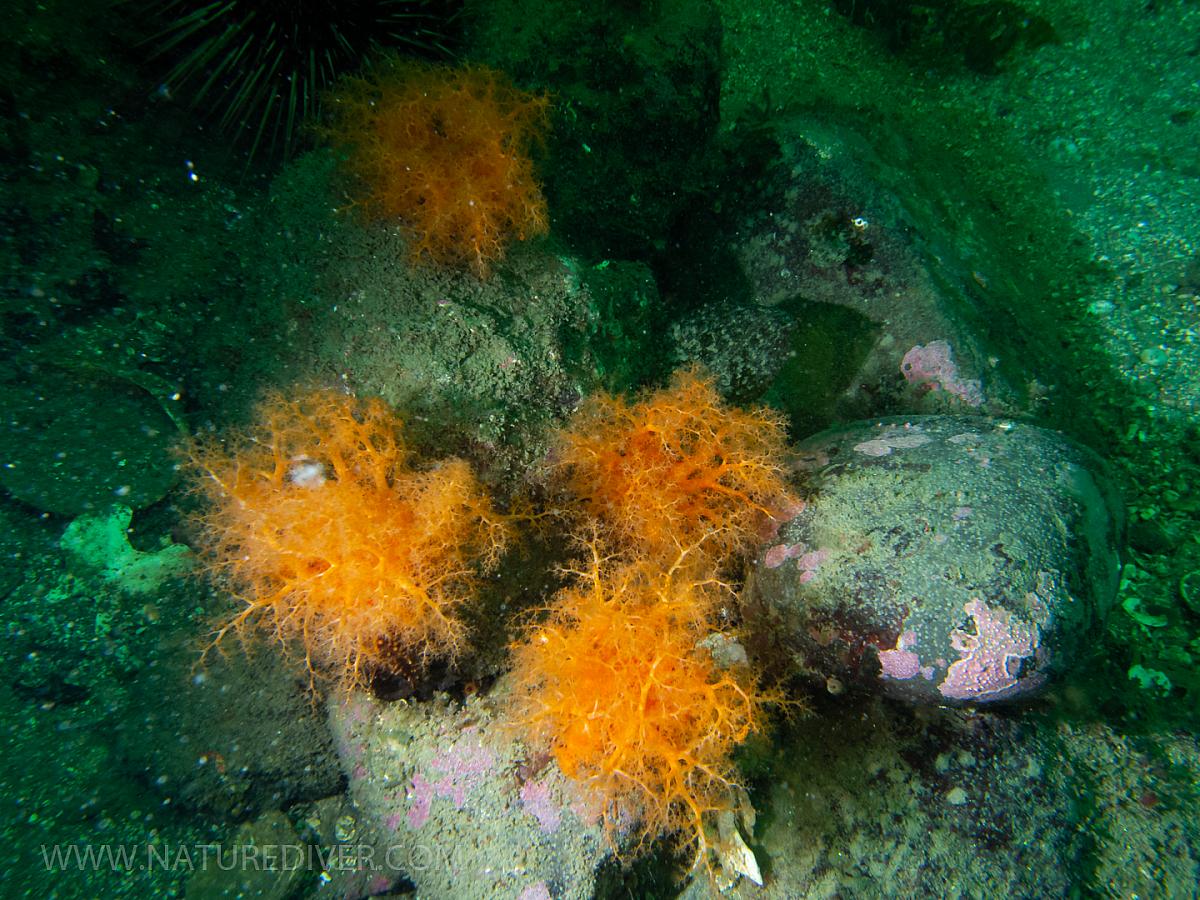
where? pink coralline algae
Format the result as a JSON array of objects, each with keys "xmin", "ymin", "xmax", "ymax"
[
  {"xmin": 901, "ymin": 340, "xmax": 984, "ymax": 407},
  {"xmin": 518, "ymin": 883, "xmax": 553, "ymax": 900},
  {"xmin": 405, "ymin": 732, "xmax": 496, "ymax": 829},
  {"xmin": 938, "ymin": 598, "xmax": 1041, "ymax": 701},
  {"xmin": 763, "ymin": 541, "xmax": 830, "ymax": 583},
  {"xmin": 367, "ymin": 874, "xmax": 395, "ymax": 895},
  {"xmin": 763, "ymin": 541, "xmax": 804, "ymax": 569},
  {"xmin": 519, "ymin": 778, "xmax": 562, "ymax": 834},
  {"xmin": 406, "ymin": 774, "xmax": 434, "ymax": 830},
  {"xmin": 878, "ymin": 630, "xmax": 925, "ymax": 681}
]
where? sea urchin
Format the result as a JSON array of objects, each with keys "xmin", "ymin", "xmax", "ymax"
[{"xmin": 127, "ymin": 0, "xmax": 460, "ymax": 162}]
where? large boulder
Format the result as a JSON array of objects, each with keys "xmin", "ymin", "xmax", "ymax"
[
  {"xmin": 750, "ymin": 416, "xmax": 1124, "ymax": 705},
  {"xmin": 327, "ymin": 680, "xmax": 610, "ymax": 899}
]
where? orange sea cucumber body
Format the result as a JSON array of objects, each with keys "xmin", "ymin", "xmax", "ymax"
[
  {"xmin": 552, "ymin": 369, "xmax": 798, "ymax": 568},
  {"xmin": 186, "ymin": 390, "xmax": 509, "ymax": 688},
  {"xmin": 323, "ymin": 60, "xmax": 550, "ymax": 277},
  {"xmin": 508, "ymin": 544, "xmax": 770, "ymax": 860}
]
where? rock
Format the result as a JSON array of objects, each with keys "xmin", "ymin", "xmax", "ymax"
[
  {"xmin": 750, "ymin": 415, "xmax": 1124, "ymax": 705},
  {"xmin": 667, "ymin": 302, "xmax": 796, "ymax": 403},
  {"xmin": 315, "ymin": 233, "xmax": 606, "ymax": 485},
  {"xmin": 676, "ymin": 698, "xmax": 1082, "ymax": 900},
  {"xmin": 118, "ymin": 632, "xmax": 344, "ymax": 821},
  {"xmin": 728, "ymin": 137, "xmax": 1019, "ymax": 420},
  {"xmin": 184, "ymin": 810, "xmax": 308, "ymax": 900},
  {"xmin": 327, "ymin": 679, "xmax": 610, "ymax": 899}
]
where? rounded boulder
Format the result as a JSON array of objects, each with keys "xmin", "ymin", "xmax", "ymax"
[{"xmin": 750, "ymin": 416, "xmax": 1124, "ymax": 705}]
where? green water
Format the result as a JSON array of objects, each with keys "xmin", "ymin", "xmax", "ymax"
[{"xmin": 2, "ymin": 1, "xmax": 1198, "ymax": 897}]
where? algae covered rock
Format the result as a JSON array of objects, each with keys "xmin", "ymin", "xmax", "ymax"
[
  {"xmin": 327, "ymin": 680, "xmax": 609, "ymax": 899},
  {"xmin": 750, "ymin": 415, "xmax": 1124, "ymax": 705}
]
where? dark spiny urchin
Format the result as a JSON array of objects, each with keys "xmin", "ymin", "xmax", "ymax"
[{"xmin": 125, "ymin": 0, "xmax": 461, "ymax": 163}]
